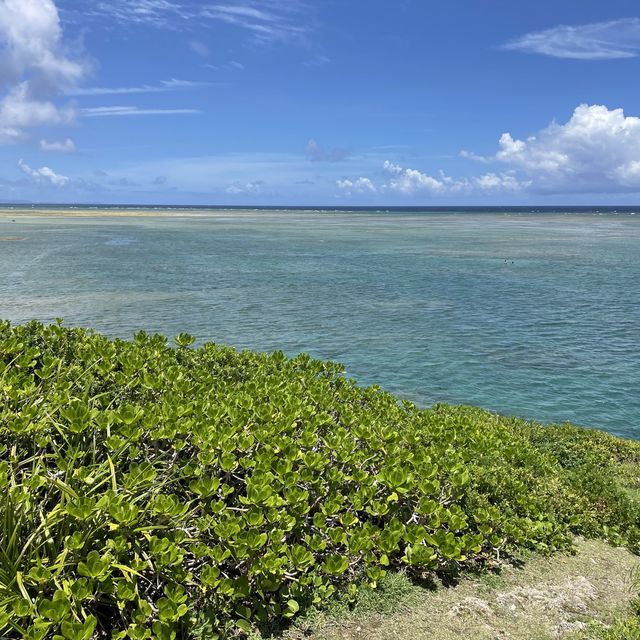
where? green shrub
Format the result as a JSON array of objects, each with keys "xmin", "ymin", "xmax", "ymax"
[
  {"xmin": 580, "ymin": 617, "xmax": 640, "ymax": 640},
  {"xmin": 0, "ymin": 321, "xmax": 638, "ymax": 639}
]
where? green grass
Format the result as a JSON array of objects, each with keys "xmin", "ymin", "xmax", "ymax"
[
  {"xmin": 1, "ymin": 320, "xmax": 639, "ymax": 639},
  {"xmin": 280, "ymin": 540, "xmax": 640, "ymax": 640},
  {"xmin": 582, "ymin": 619, "xmax": 640, "ymax": 640}
]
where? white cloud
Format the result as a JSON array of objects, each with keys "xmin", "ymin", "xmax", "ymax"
[
  {"xmin": 339, "ymin": 105, "xmax": 640, "ymax": 197},
  {"xmin": 1, "ymin": 82, "xmax": 74, "ymax": 127},
  {"xmin": 467, "ymin": 104, "xmax": 640, "ymax": 193},
  {"xmin": 383, "ymin": 161, "xmax": 523, "ymax": 195},
  {"xmin": 18, "ymin": 158, "xmax": 69, "ymax": 186},
  {"xmin": 0, "ymin": 126, "xmax": 22, "ymax": 144},
  {"xmin": 225, "ymin": 180, "xmax": 265, "ymax": 195},
  {"xmin": 383, "ymin": 160, "xmax": 445, "ymax": 194},
  {"xmin": 336, "ymin": 177, "xmax": 377, "ymax": 195},
  {"xmin": 0, "ymin": 0, "xmax": 85, "ymax": 86},
  {"xmin": 0, "ymin": 82, "xmax": 75, "ymax": 145},
  {"xmin": 459, "ymin": 149, "xmax": 489, "ymax": 163},
  {"xmin": 382, "ymin": 160, "xmax": 403, "ymax": 175},
  {"xmin": 201, "ymin": 3, "xmax": 309, "ymax": 42},
  {"xmin": 88, "ymin": 1, "xmax": 313, "ymax": 44},
  {"xmin": 87, "ymin": 0, "xmax": 187, "ymax": 28},
  {"xmin": 337, "ymin": 162, "xmax": 524, "ymax": 198},
  {"xmin": 81, "ymin": 106, "xmax": 201, "ymax": 117},
  {"xmin": 205, "ymin": 61, "xmax": 245, "ymax": 71},
  {"xmin": 40, "ymin": 137, "xmax": 75, "ymax": 152},
  {"xmin": 504, "ymin": 18, "xmax": 640, "ymax": 60},
  {"xmin": 469, "ymin": 172, "xmax": 523, "ymax": 192},
  {"xmin": 0, "ymin": 0, "xmax": 87, "ymax": 144},
  {"xmin": 68, "ymin": 78, "xmax": 210, "ymax": 96}
]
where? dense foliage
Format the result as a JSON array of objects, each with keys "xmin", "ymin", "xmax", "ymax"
[{"xmin": 1, "ymin": 321, "xmax": 639, "ymax": 639}]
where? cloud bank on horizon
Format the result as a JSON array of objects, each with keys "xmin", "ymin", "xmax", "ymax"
[
  {"xmin": 2, "ymin": 0, "xmax": 640, "ymax": 204},
  {"xmin": 339, "ymin": 104, "xmax": 640, "ymax": 196}
]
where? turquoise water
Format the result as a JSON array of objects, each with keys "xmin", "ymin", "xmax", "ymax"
[{"xmin": 1, "ymin": 209, "xmax": 638, "ymax": 438}]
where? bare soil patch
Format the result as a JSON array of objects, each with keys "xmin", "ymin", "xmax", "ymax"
[{"xmin": 283, "ymin": 540, "xmax": 639, "ymax": 640}]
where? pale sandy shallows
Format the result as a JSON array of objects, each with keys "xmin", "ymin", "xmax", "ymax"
[{"xmin": 0, "ymin": 207, "xmax": 278, "ymax": 218}]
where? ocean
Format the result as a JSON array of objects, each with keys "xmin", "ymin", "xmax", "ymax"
[{"xmin": 1, "ymin": 206, "xmax": 638, "ymax": 438}]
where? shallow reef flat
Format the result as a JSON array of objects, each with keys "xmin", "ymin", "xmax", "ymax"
[
  {"xmin": 0, "ymin": 207, "xmax": 297, "ymax": 218},
  {"xmin": 0, "ymin": 207, "xmax": 204, "ymax": 218}
]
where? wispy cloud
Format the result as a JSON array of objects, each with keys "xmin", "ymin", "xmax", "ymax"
[
  {"xmin": 81, "ymin": 106, "xmax": 201, "ymax": 117},
  {"xmin": 189, "ymin": 40, "xmax": 210, "ymax": 56},
  {"xmin": 205, "ymin": 61, "xmax": 245, "ymax": 71},
  {"xmin": 68, "ymin": 78, "xmax": 212, "ymax": 96},
  {"xmin": 85, "ymin": 1, "xmax": 314, "ymax": 44},
  {"xmin": 303, "ymin": 54, "xmax": 331, "ymax": 67},
  {"xmin": 504, "ymin": 18, "xmax": 640, "ymax": 60},
  {"xmin": 40, "ymin": 138, "xmax": 76, "ymax": 153},
  {"xmin": 201, "ymin": 3, "xmax": 310, "ymax": 42},
  {"xmin": 87, "ymin": 0, "xmax": 188, "ymax": 28},
  {"xmin": 306, "ymin": 138, "xmax": 350, "ymax": 162}
]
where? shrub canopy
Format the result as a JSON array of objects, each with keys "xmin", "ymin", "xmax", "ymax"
[{"xmin": 0, "ymin": 321, "xmax": 638, "ymax": 639}]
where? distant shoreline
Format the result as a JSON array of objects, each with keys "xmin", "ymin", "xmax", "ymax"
[{"xmin": 1, "ymin": 205, "xmax": 639, "ymax": 218}]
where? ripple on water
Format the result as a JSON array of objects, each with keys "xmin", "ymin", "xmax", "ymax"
[{"xmin": 0, "ymin": 211, "xmax": 638, "ymax": 438}]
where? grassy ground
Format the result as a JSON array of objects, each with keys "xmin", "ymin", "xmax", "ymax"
[{"xmin": 275, "ymin": 539, "xmax": 639, "ymax": 640}]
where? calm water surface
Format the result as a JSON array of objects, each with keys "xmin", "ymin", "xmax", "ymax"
[{"xmin": 1, "ymin": 209, "xmax": 638, "ymax": 438}]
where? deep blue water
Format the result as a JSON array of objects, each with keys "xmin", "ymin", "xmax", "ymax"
[{"xmin": 1, "ymin": 208, "xmax": 638, "ymax": 438}]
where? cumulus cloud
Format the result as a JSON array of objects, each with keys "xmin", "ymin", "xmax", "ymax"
[
  {"xmin": 336, "ymin": 177, "xmax": 377, "ymax": 195},
  {"xmin": 385, "ymin": 162, "xmax": 523, "ymax": 195},
  {"xmin": 1, "ymin": 82, "xmax": 74, "ymax": 127},
  {"xmin": 383, "ymin": 160, "xmax": 446, "ymax": 194},
  {"xmin": 339, "ymin": 104, "xmax": 640, "ymax": 198},
  {"xmin": 504, "ymin": 18, "xmax": 640, "ymax": 60},
  {"xmin": 40, "ymin": 137, "xmax": 75, "ymax": 152},
  {"xmin": 18, "ymin": 158, "xmax": 69, "ymax": 186},
  {"xmin": 0, "ymin": 0, "xmax": 85, "ymax": 87},
  {"xmin": 466, "ymin": 104, "xmax": 640, "ymax": 193},
  {"xmin": 337, "ymin": 162, "xmax": 523, "ymax": 197},
  {"xmin": 226, "ymin": 180, "xmax": 265, "ymax": 195},
  {"xmin": 0, "ymin": 0, "xmax": 87, "ymax": 143},
  {"xmin": 306, "ymin": 138, "xmax": 350, "ymax": 162}
]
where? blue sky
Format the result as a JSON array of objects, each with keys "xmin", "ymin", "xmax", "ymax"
[{"xmin": 2, "ymin": 0, "xmax": 640, "ymax": 205}]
